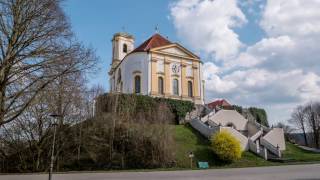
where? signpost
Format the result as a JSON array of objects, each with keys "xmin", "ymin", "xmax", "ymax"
[
  {"xmin": 188, "ymin": 151, "xmax": 194, "ymax": 169},
  {"xmin": 198, "ymin": 162, "xmax": 209, "ymax": 169}
]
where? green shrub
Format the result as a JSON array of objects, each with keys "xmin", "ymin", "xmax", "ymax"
[
  {"xmin": 211, "ymin": 131, "xmax": 242, "ymax": 162},
  {"xmin": 96, "ymin": 94, "xmax": 194, "ymax": 124},
  {"xmin": 233, "ymin": 105, "xmax": 269, "ymax": 127},
  {"xmin": 248, "ymin": 107, "xmax": 268, "ymax": 127},
  {"xmin": 160, "ymin": 98, "xmax": 194, "ymax": 122}
]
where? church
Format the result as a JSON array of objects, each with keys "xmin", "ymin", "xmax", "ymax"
[{"xmin": 108, "ymin": 32, "xmax": 204, "ymax": 104}]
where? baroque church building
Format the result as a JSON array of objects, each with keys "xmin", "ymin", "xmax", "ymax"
[{"xmin": 109, "ymin": 32, "xmax": 204, "ymax": 104}]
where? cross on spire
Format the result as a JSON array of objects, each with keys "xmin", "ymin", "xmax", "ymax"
[
  {"xmin": 121, "ymin": 26, "xmax": 126, "ymax": 33},
  {"xmin": 155, "ymin": 24, "xmax": 159, "ymax": 33}
]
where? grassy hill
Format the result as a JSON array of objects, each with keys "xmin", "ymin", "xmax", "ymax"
[{"xmin": 174, "ymin": 125, "xmax": 320, "ymax": 169}]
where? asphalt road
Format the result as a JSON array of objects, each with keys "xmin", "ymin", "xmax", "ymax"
[{"xmin": 1, "ymin": 164, "xmax": 320, "ymax": 180}]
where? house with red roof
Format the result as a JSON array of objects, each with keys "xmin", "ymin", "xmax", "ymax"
[
  {"xmin": 108, "ymin": 32, "xmax": 204, "ymax": 104},
  {"xmin": 207, "ymin": 99, "xmax": 232, "ymax": 111}
]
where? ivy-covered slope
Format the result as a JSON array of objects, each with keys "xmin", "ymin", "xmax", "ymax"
[
  {"xmin": 95, "ymin": 94, "xmax": 195, "ymax": 124},
  {"xmin": 233, "ymin": 105, "xmax": 269, "ymax": 127}
]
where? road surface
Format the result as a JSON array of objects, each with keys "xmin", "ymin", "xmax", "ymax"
[{"xmin": 1, "ymin": 164, "xmax": 320, "ymax": 180}]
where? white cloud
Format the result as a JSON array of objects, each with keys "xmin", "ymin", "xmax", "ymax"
[
  {"xmin": 203, "ymin": 62, "xmax": 236, "ymax": 93},
  {"xmin": 232, "ymin": 36, "xmax": 296, "ymax": 71},
  {"xmin": 261, "ymin": 0, "xmax": 320, "ymax": 37},
  {"xmin": 170, "ymin": 0, "xmax": 320, "ymax": 124},
  {"xmin": 170, "ymin": 0, "xmax": 247, "ymax": 60}
]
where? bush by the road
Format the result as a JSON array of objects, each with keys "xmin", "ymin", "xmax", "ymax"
[{"xmin": 211, "ymin": 131, "xmax": 242, "ymax": 162}]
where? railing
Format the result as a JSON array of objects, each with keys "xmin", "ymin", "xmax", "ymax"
[
  {"xmin": 260, "ymin": 137, "xmax": 281, "ymax": 158},
  {"xmin": 220, "ymin": 127, "xmax": 249, "ymax": 151},
  {"xmin": 189, "ymin": 118, "xmax": 218, "ymax": 138},
  {"xmin": 201, "ymin": 111, "xmax": 215, "ymax": 123},
  {"xmin": 248, "ymin": 139, "xmax": 259, "ymax": 154},
  {"xmin": 250, "ymin": 130, "xmax": 263, "ymax": 142},
  {"xmin": 248, "ymin": 120, "xmax": 271, "ymax": 133},
  {"xmin": 208, "ymin": 119, "xmax": 219, "ymax": 127}
]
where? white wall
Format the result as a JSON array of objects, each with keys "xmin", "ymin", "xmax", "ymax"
[
  {"xmin": 115, "ymin": 37, "xmax": 134, "ymax": 61},
  {"xmin": 263, "ymin": 128, "xmax": 286, "ymax": 151},
  {"xmin": 199, "ymin": 62, "xmax": 204, "ymax": 104},
  {"xmin": 220, "ymin": 127, "xmax": 249, "ymax": 151},
  {"xmin": 209, "ymin": 110, "xmax": 248, "ymax": 131},
  {"xmin": 119, "ymin": 52, "xmax": 149, "ymax": 95}
]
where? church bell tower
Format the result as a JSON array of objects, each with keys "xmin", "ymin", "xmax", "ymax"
[{"xmin": 111, "ymin": 32, "xmax": 135, "ymax": 69}]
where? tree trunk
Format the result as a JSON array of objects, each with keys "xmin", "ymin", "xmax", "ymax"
[
  {"xmin": 0, "ymin": 68, "xmax": 7, "ymax": 126},
  {"xmin": 302, "ymin": 127, "xmax": 309, "ymax": 146},
  {"xmin": 36, "ymin": 148, "xmax": 41, "ymax": 171}
]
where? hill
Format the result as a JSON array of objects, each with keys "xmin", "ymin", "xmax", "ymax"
[
  {"xmin": 175, "ymin": 125, "xmax": 320, "ymax": 168},
  {"xmin": 174, "ymin": 125, "xmax": 275, "ymax": 168}
]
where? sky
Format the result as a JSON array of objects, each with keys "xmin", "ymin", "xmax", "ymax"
[{"xmin": 63, "ymin": 0, "xmax": 320, "ymax": 125}]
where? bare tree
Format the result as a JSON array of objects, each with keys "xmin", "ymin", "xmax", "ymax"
[
  {"xmin": 289, "ymin": 105, "xmax": 309, "ymax": 146},
  {"xmin": 304, "ymin": 102, "xmax": 320, "ymax": 148},
  {"xmin": 276, "ymin": 122, "xmax": 294, "ymax": 141},
  {"xmin": 0, "ymin": 70, "xmax": 94, "ymax": 172},
  {"xmin": 0, "ymin": 93, "xmax": 53, "ymax": 171},
  {"xmin": 0, "ymin": 0, "xmax": 96, "ymax": 126},
  {"xmin": 85, "ymin": 84, "xmax": 105, "ymax": 118}
]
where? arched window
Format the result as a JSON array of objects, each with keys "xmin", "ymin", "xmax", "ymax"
[
  {"xmin": 117, "ymin": 69, "xmax": 121, "ymax": 83},
  {"xmin": 158, "ymin": 77, "xmax": 164, "ymax": 95},
  {"xmin": 226, "ymin": 122, "xmax": 236, "ymax": 129},
  {"xmin": 188, "ymin": 81, "xmax": 193, "ymax": 97},
  {"xmin": 123, "ymin": 43, "xmax": 128, "ymax": 53},
  {"xmin": 134, "ymin": 75, "xmax": 141, "ymax": 94},
  {"xmin": 173, "ymin": 79, "xmax": 179, "ymax": 96}
]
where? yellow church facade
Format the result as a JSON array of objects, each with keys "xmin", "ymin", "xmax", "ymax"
[{"xmin": 109, "ymin": 32, "xmax": 204, "ymax": 104}]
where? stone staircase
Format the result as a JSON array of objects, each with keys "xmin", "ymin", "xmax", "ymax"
[
  {"xmin": 187, "ymin": 106, "xmax": 285, "ymax": 160},
  {"xmin": 248, "ymin": 128, "xmax": 282, "ymax": 159}
]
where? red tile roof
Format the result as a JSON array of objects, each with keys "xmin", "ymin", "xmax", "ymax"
[
  {"xmin": 207, "ymin": 99, "xmax": 232, "ymax": 109},
  {"xmin": 132, "ymin": 33, "xmax": 172, "ymax": 53}
]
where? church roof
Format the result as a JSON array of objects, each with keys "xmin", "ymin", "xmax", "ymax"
[{"xmin": 132, "ymin": 33, "xmax": 172, "ymax": 53}]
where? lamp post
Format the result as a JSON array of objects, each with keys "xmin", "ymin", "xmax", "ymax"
[{"xmin": 48, "ymin": 114, "xmax": 61, "ymax": 180}]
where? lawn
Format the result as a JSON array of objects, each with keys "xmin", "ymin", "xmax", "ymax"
[
  {"xmin": 175, "ymin": 124, "xmax": 214, "ymax": 168},
  {"xmin": 174, "ymin": 124, "xmax": 320, "ymax": 169},
  {"xmin": 282, "ymin": 142, "xmax": 320, "ymax": 162}
]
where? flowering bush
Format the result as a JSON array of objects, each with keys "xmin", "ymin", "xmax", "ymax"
[{"xmin": 211, "ymin": 131, "xmax": 242, "ymax": 162}]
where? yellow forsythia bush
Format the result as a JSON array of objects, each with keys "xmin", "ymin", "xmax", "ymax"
[{"xmin": 211, "ymin": 131, "xmax": 242, "ymax": 162}]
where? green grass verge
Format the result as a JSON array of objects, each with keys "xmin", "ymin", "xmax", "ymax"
[
  {"xmin": 282, "ymin": 142, "xmax": 320, "ymax": 162},
  {"xmin": 174, "ymin": 124, "xmax": 320, "ymax": 169},
  {"xmin": 175, "ymin": 124, "xmax": 214, "ymax": 168}
]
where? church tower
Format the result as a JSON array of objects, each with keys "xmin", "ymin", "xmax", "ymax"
[{"xmin": 111, "ymin": 32, "xmax": 134, "ymax": 69}]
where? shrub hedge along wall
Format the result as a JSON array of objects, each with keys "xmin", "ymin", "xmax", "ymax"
[{"xmin": 95, "ymin": 94, "xmax": 195, "ymax": 124}]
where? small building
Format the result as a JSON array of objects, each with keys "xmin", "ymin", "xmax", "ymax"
[
  {"xmin": 207, "ymin": 99, "xmax": 232, "ymax": 111},
  {"xmin": 108, "ymin": 32, "xmax": 204, "ymax": 104}
]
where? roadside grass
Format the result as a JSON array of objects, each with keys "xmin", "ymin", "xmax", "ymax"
[
  {"xmin": 174, "ymin": 124, "xmax": 320, "ymax": 169},
  {"xmin": 5, "ymin": 125, "xmax": 319, "ymax": 174},
  {"xmin": 175, "ymin": 124, "xmax": 214, "ymax": 168},
  {"xmin": 174, "ymin": 124, "xmax": 274, "ymax": 168},
  {"xmin": 282, "ymin": 142, "xmax": 320, "ymax": 162}
]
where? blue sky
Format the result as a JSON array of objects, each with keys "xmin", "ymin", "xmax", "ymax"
[
  {"xmin": 63, "ymin": 0, "xmax": 320, "ymax": 124},
  {"xmin": 63, "ymin": 0, "xmax": 177, "ymax": 89},
  {"xmin": 63, "ymin": 0, "xmax": 264, "ymax": 89}
]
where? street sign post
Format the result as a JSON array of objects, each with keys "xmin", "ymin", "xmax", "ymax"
[{"xmin": 189, "ymin": 151, "xmax": 194, "ymax": 169}]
